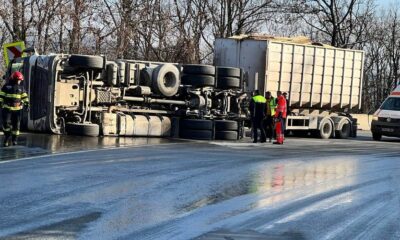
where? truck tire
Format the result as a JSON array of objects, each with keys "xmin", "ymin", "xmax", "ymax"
[
  {"xmin": 181, "ymin": 75, "xmax": 215, "ymax": 87},
  {"xmin": 319, "ymin": 120, "xmax": 333, "ymax": 139},
  {"xmin": 215, "ymin": 131, "xmax": 238, "ymax": 140},
  {"xmin": 372, "ymin": 132, "xmax": 382, "ymax": 141},
  {"xmin": 66, "ymin": 123, "xmax": 100, "ymax": 137},
  {"xmin": 217, "ymin": 67, "xmax": 241, "ymax": 78},
  {"xmin": 217, "ymin": 76, "xmax": 241, "ymax": 89},
  {"xmin": 214, "ymin": 120, "xmax": 238, "ymax": 131},
  {"xmin": 182, "ymin": 64, "xmax": 215, "ymax": 76},
  {"xmin": 180, "ymin": 119, "xmax": 213, "ymax": 130},
  {"xmin": 336, "ymin": 121, "xmax": 351, "ymax": 139},
  {"xmin": 106, "ymin": 62, "xmax": 118, "ymax": 86},
  {"xmin": 69, "ymin": 55, "xmax": 104, "ymax": 69},
  {"xmin": 152, "ymin": 64, "xmax": 180, "ymax": 97},
  {"xmin": 180, "ymin": 129, "xmax": 213, "ymax": 140}
]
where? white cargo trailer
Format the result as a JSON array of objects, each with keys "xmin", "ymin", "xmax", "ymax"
[{"xmin": 214, "ymin": 36, "xmax": 365, "ymax": 138}]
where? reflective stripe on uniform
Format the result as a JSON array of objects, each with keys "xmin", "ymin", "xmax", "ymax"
[
  {"xmin": 252, "ymin": 95, "xmax": 266, "ymax": 103},
  {"xmin": 0, "ymin": 91, "xmax": 5, "ymax": 97},
  {"xmin": 2, "ymin": 127, "xmax": 11, "ymax": 132},
  {"xmin": 5, "ymin": 93, "xmax": 22, "ymax": 99},
  {"xmin": 3, "ymin": 105, "xmax": 22, "ymax": 111},
  {"xmin": 11, "ymin": 130, "xmax": 20, "ymax": 136}
]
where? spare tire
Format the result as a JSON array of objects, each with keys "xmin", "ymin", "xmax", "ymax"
[
  {"xmin": 180, "ymin": 129, "xmax": 213, "ymax": 140},
  {"xmin": 214, "ymin": 120, "xmax": 238, "ymax": 131},
  {"xmin": 181, "ymin": 75, "xmax": 215, "ymax": 87},
  {"xmin": 182, "ymin": 64, "xmax": 215, "ymax": 75},
  {"xmin": 217, "ymin": 77, "xmax": 241, "ymax": 89},
  {"xmin": 66, "ymin": 123, "xmax": 100, "ymax": 137},
  {"xmin": 180, "ymin": 119, "xmax": 213, "ymax": 130},
  {"xmin": 217, "ymin": 67, "xmax": 241, "ymax": 78},
  {"xmin": 152, "ymin": 64, "xmax": 180, "ymax": 97},
  {"xmin": 69, "ymin": 55, "xmax": 104, "ymax": 69},
  {"xmin": 215, "ymin": 131, "xmax": 238, "ymax": 140}
]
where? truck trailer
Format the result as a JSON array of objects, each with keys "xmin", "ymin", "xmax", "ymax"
[{"xmin": 214, "ymin": 35, "xmax": 364, "ymax": 139}]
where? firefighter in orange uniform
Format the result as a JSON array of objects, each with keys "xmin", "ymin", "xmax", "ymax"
[{"xmin": 274, "ymin": 91, "xmax": 287, "ymax": 144}]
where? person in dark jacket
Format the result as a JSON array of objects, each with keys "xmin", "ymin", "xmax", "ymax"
[
  {"xmin": 0, "ymin": 71, "xmax": 29, "ymax": 147},
  {"xmin": 264, "ymin": 91, "xmax": 277, "ymax": 142},
  {"xmin": 249, "ymin": 90, "xmax": 266, "ymax": 143}
]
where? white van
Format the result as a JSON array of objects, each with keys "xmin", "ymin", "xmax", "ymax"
[{"xmin": 371, "ymin": 85, "xmax": 400, "ymax": 140}]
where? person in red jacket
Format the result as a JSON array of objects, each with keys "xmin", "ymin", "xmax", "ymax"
[{"xmin": 274, "ymin": 91, "xmax": 287, "ymax": 144}]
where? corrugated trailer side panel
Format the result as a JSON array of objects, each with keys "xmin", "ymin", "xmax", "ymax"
[
  {"xmin": 214, "ymin": 38, "xmax": 364, "ymax": 111},
  {"xmin": 214, "ymin": 38, "xmax": 268, "ymax": 92},
  {"xmin": 266, "ymin": 42, "xmax": 363, "ymax": 110}
]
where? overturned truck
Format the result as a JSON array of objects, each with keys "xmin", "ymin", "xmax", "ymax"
[{"xmin": 6, "ymin": 54, "xmax": 246, "ymax": 140}]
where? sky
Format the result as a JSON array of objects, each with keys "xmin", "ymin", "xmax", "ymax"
[{"xmin": 376, "ymin": 0, "xmax": 397, "ymax": 7}]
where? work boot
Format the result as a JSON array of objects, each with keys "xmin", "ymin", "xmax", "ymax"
[
  {"xmin": 3, "ymin": 137, "xmax": 10, "ymax": 147},
  {"xmin": 12, "ymin": 136, "xmax": 18, "ymax": 146}
]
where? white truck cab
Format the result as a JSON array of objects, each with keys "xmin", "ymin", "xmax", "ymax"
[{"xmin": 371, "ymin": 85, "xmax": 400, "ymax": 140}]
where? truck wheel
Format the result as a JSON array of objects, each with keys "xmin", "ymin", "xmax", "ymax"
[
  {"xmin": 182, "ymin": 64, "xmax": 215, "ymax": 76},
  {"xmin": 180, "ymin": 129, "xmax": 213, "ymax": 140},
  {"xmin": 106, "ymin": 62, "xmax": 118, "ymax": 86},
  {"xmin": 372, "ymin": 132, "xmax": 382, "ymax": 141},
  {"xmin": 217, "ymin": 67, "xmax": 241, "ymax": 78},
  {"xmin": 181, "ymin": 75, "xmax": 215, "ymax": 87},
  {"xmin": 336, "ymin": 122, "xmax": 351, "ymax": 139},
  {"xmin": 215, "ymin": 131, "xmax": 238, "ymax": 140},
  {"xmin": 66, "ymin": 123, "xmax": 100, "ymax": 137},
  {"xmin": 69, "ymin": 55, "xmax": 104, "ymax": 69},
  {"xmin": 214, "ymin": 120, "xmax": 238, "ymax": 131},
  {"xmin": 152, "ymin": 64, "xmax": 181, "ymax": 97},
  {"xmin": 180, "ymin": 119, "xmax": 213, "ymax": 130},
  {"xmin": 319, "ymin": 120, "xmax": 332, "ymax": 139},
  {"xmin": 217, "ymin": 77, "xmax": 241, "ymax": 89}
]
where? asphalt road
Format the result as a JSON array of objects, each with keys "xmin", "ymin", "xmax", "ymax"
[{"xmin": 0, "ymin": 132, "xmax": 399, "ymax": 240}]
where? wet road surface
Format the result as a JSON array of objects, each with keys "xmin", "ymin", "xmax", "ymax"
[{"xmin": 0, "ymin": 132, "xmax": 399, "ymax": 239}]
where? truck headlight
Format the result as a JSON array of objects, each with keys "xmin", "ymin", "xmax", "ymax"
[{"xmin": 372, "ymin": 115, "xmax": 378, "ymax": 121}]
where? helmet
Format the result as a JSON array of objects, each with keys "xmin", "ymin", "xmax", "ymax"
[{"xmin": 11, "ymin": 71, "xmax": 24, "ymax": 81}]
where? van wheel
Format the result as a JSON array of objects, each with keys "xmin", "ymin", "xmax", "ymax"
[
  {"xmin": 372, "ymin": 132, "xmax": 382, "ymax": 141},
  {"xmin": 66, "ymin": 123, "xmax": 100, "ymax": 137}
]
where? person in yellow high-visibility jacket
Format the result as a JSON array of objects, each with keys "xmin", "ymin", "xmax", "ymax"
[
  {"xmin": 264, "ymin": 91, "xmax": 277, "ymax": 142},
  {"xmin": 249, "ymin": 90, "xmax": 266, "ymax": 143},
  {"xmin": 0, "ymin": 71, "xmax": 29, "ymax": 147}
]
